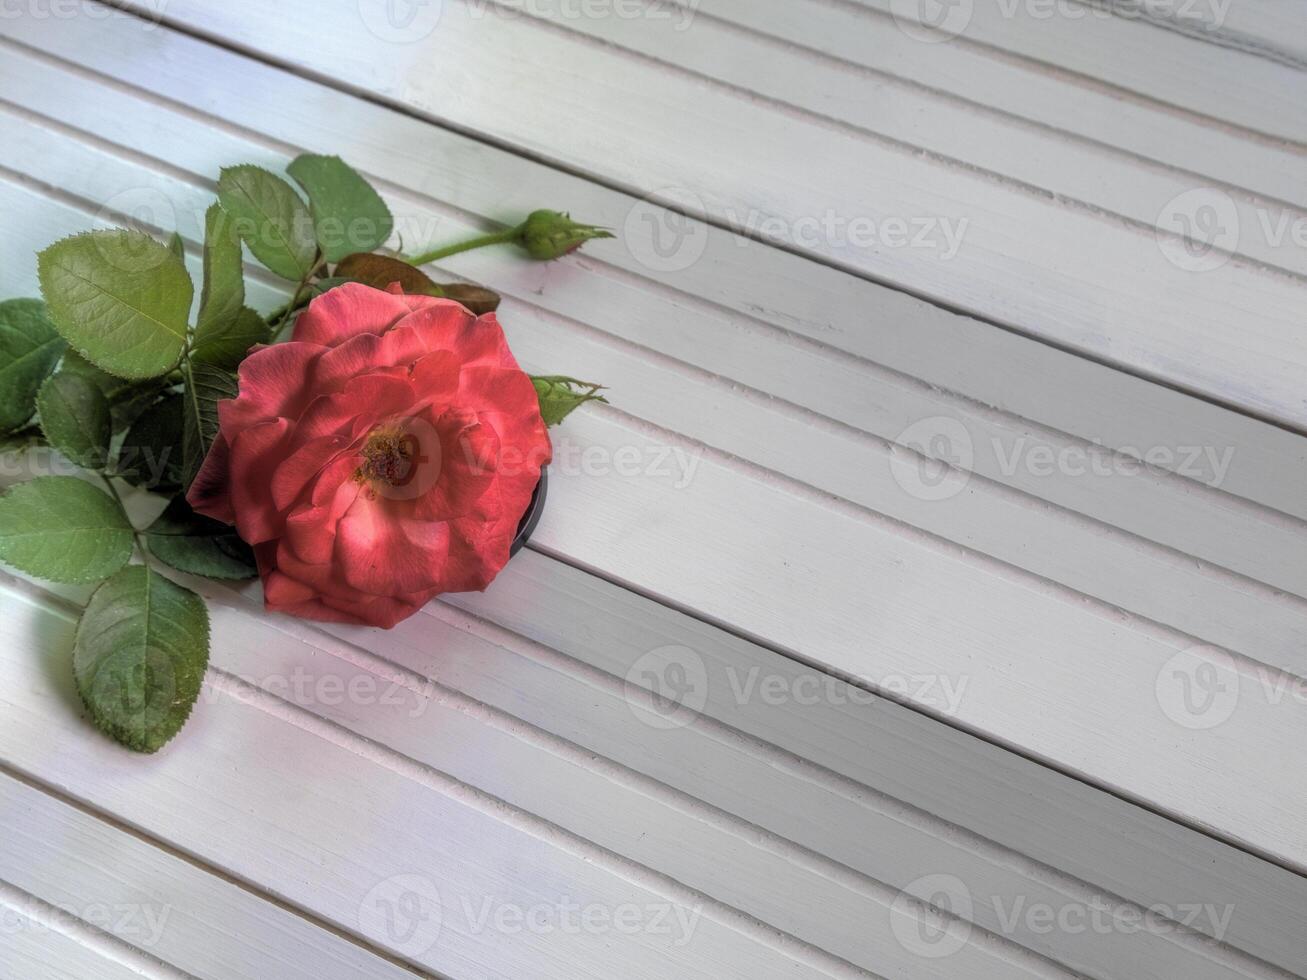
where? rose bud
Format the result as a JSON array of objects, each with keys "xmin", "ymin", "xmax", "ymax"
[
  {"xmin": 187, "ymin": 283, "xmax": 551, "ymax": 629},
  {"xmin": 517, "ymin": 210, "xmax": 613, "ymax": 260}
]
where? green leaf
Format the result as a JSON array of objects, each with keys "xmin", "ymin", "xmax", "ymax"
[
  {"xmin": 145, "ymin": 496, "xmax": 255, "ymax": 580},
  {"xmin": 191, "ymin": 306, "xmax": 269, "ymax": 371},
  {"xmin": 194, "ymin": 204, "xmax": 245, "ymax": 341},
  {"xmin": 36, "ymin": 373, "xmax": 111, "ymax": 470},
  {"xmin": 217, "ymin": 165, "xmax": 317, "ymax": 281},
  {"xmin": 0, "ymin": 298, "xmax": 66, "ymax": 432},
  {"xmin": 118, "ymin": 393, "xmax": 183, "ymax": 493},
  {"xmin": 287, "ymin": 154, "xmax": 394, "ymax": 263},
  {"xmin": 37, "ymin": 230, "xmax": 192, "ymax": 379},
  {"xmin": 181, "ymin": 360, "xmax": 237, "ymax": 488},
  {"xmin": 0, "ymin": 477, "xmax": 133, "ymax": 583},
  {"xmin": 57, "ymin": 352, "xmax": 170, "ymax": 432},
  {"xmin": 74, "ymin": 565, "xmax": 209, "ymax": 754},
  {"xmin": 531, "ymin": 375, "xmax": 608, "ymax": 426},
  {"xmin": 167, "ymin": 231, "xmax": 186, "ymax": 263}
]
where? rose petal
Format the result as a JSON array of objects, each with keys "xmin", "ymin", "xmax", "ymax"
[
  {"xmin": 293, "ymin": 282, "xmax": 423, "ymax": 347},
  {"xmin": 186, "ymin": 432, "xmax": 235, "ymax": 525},
  {"xmin": 271, "ymin": 434, "xmax": 352, "ymax": 512},
  {"xmin": 220, "ymin": 342, "xmax": 326, "ymax": 432},
  {"xmin": 411, "ymin": 412, "xmax": 499, "ymax": 521},
  {"xmin": 336, "ymin": 494, "xmax": 452, "ymax": 595},
  {"xmin": 292, "ymin": 374, "xmax": 416, "ymax": 447},
  {"xmin": 389, "ymin": 304, "xmax": 515, "ymax": 372},
  {"xmin": 227, "ymin": 418, "xmax": 292, "ymax": 545}
]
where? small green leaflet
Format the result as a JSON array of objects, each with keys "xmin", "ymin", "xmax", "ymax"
[
  {"xmin": 217, "ymin": 165, "xmax": 318, "ymax": 281},
  {"xmin": 167, "ymin": 232, "xmax": 186, "ymax": 263},
  {"xmin": 194, "ymin": 204, "xmax": 245, "ymax": 341},
  {"xmin": 191, "ymin": 306, "xmax": 270, "ymax": 371},
  {"xmin": 118, "ymin": 393, "xmax": 184, "ymax": 493},
  {"xmin": 0, "ymin": 298, "xmax": 65, "ymax": 433},
  {"xmin": 0, "ymin": 477, "xmax": 133, "ymax": 584},
  {"xmin": 181, "ymin": 360, "xmax": 238, "ymax": 488},
  {"xmin": 36, "ymin": 372, "xmax": 111, "ymax": 470},
  {"xmin": 287, "ymin": 154, "xmax": 394, "ymax": 263},
  {"xmin": 74, "ymin": 565, "xmax": 210, "ymax": 754},
  {"xmin": 146, "ymin": 496, "xmax": 256, "ymax": 580},
  {"xmin": 37, "ymin": 230, "xmax": 192, "ymax": 380},
  {"xmin": 531, "ymin": 375, "xmax": 608, "ymax": 426},
  {"xmin": 56, "ymin": 351, "xmax": 171, "ymax": 432}
]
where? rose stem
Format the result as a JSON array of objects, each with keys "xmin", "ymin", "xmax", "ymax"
[{"xmin": 404, "ymin": 228, "xmax": 520, "ymax": 267}]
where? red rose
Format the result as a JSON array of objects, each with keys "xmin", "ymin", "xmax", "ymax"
[{"xmin": 188, "ymin": 283, "xmax": 551, "ymax": 628}]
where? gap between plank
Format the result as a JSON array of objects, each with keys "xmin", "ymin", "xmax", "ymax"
[{"xmin": 90, "ymin": 0, "xmax": 1307, "ymax": 439}]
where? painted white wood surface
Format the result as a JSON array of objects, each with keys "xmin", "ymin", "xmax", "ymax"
[
  {"xmin": 1, "ymin": 28, "xmax": 1304, "ymax": 866},
  {"xmin": 698, "ymin": 0, "xmax": 1307, "ymax": 207},
  {"xmin": 848, "ymin": 0, "xmax": 1307, "ymax": 140},
  {"xmin": 0, "ymin": 1, "xmax": 1304, "ymax": 977},
  {"xmin": 93, "ymin": 0, "xmax": 1307, "ymax": 429},
  {"xmin": 6, "ymin": 130, "xmax": 1307, "ymax": 876}
]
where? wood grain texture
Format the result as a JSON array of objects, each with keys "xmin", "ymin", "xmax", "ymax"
[
  {"xmin": 0, "ymin": 581, "xmax": 862, "ymax": 980},
  {"xmin": 2, "ymin": 557, "xmax": 1302, "ymax": 979},
  {"xmin": 846, "ymin": 0, "xmax": 1307, "ymax": 141},
  {"xmin": 472, "ymin": 0, "xmax": 1307, "ymax": 281},
  {"xmin": 693, "ymin": 0, "xmax": 1307, "ymax": 207},
  {"xmin": 0, "ymin": 31, "xmax": 1303, "ymax": 869},
  {"xmin": 22, "ymin": 0, "xmax": 1307, "ymax": 428},
  {"xmin": 0, "ymin": 771, "xmax": 427, "ymax": 980},
  {"xmin": 0, "ymin": 2, "xmax": 1302, "ymax": 977}
]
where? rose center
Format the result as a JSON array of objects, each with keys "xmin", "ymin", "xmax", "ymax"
[{"xmin": 359, "ymin": 428, "xmax": 420, "ymax": 488}]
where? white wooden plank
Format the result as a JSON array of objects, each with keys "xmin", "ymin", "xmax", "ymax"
[
  {"xmin": 0, "ymin": 772, "xmax": 427, "ymax": 980},
  {"xmin": 845, "ymin": 0, "xmax": 1307, "ymax": 141},
  {"xmin": 4, "ymin": 30, "xmax": 1304, "ymax": 530},
  {"xmin": 449, "ymin": 550, "xmax": 1307, "ymax": 978},
  {"xmin": 4, "ymin": 107, "xmax": 1307, "ymax": 687},
  {"xmin": 534, "ymin": 409, "xmax": 1307, "ymax": 871},
  {"xmin": 0, "ymin": 581, "xmax": 859, "ymax": 980},
  {"xmin": 212, "ymin": 566, "xmax": 1302, "ymax": 980},
  {"xmin": 1093, "ymin": 0, "xmax": 1307, "ymax": 65},
  {"xmin": 692, "ymin": 0, "xmax": 1307, "ymax": 209},
  {"xmin": 488, "ymin": 0, "xmax": 1307, "ymax": 280},
  {"xmin": 191, "ymin": 585, "xmax": 1085, "ymax": 980},
  {"xmin": 19, "ymin": 1, "xmax": 1307, "ymax": 428},
  {"xmin": 0, "ymin": 882, "xmax": 182, "ymax": 980}
]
